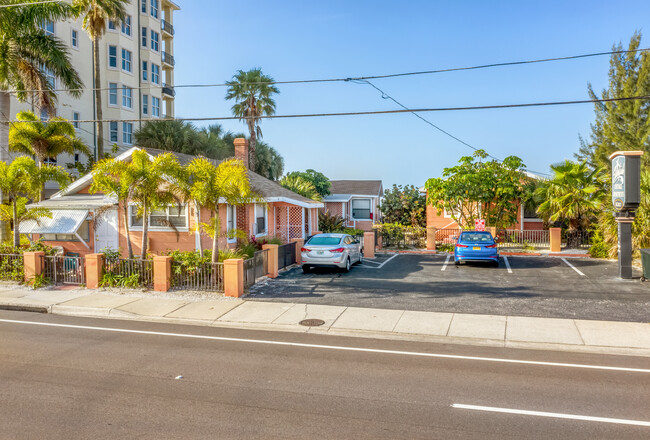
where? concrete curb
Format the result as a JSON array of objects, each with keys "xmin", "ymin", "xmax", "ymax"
[{"xmin": 0, "ymin": 304, "xmax": 49, "ymax": 313}]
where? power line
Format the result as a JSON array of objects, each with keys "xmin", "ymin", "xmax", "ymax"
[
  {"xmin": 0, "ymin": 0, "xmax": 63, "ymax": 8},
  {"xmin": 14, "ymin": 95, "xmax": 649, "ymax": 124},
  {"xmin": 12, "ymin": 47, "xmax": 650, "ymax": 94}
]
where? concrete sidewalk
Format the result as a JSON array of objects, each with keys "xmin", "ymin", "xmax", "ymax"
[{"xmin": 1, "ymin": 287, "xmax": 649, "ymax": 357}]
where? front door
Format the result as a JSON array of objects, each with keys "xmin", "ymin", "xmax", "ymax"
[{"xmin": 95, "ymin": 209, "xmax": 119, "ymax": 252}]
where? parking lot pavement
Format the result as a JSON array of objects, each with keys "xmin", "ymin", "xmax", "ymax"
[{"xmin": 248, "ymin": 254, "xmax": 650, "ymax": 322}]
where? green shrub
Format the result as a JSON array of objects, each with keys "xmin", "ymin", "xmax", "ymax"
[
  {"xmin": 589, "ymin": 242, "xmax": 610, "ymax": 259},
  {"xmin": 340, "ymin": 228, "xmax": 365, "ymax": 236},
  {"xmin": 437, "ymin": 243, "xmax": 454, "ymax": 253},
  {"xmin": 318, "ymin": 210, "xmax": 344, "ymax": 232}
]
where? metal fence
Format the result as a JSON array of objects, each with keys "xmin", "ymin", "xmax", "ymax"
[
  {"xmin": 435, "ymin": 228, "xmax": 463, "ymax": 246},
  {"xmin": 378, "ymin": 227, "xmax": 427, "ymax": 249},
  {"xmin": 562, "ymin": 230, "xmax": 592, "ymax": 249},
  {"xmin": 278, "ymin": 242, "xmax": 297, "ymax": 270},
  {"xmin": 496, "ymin": 229, "xmax": 550, "ymax": 249},
  {"xmin": 171, "ymin": 261, "xmax": 224, "ymax": 291},
  {"xmin": 243, "ymin": 249, "xmax": 268, "ymax": 289},
  {"xmin": 105, "ymin": 258, "xmax": 154, "ymax": 288},
  {"xmin": 0, "ymin": 254, "xmax": 24, "ymax": 282},
  {"xmin": 43, "ymin": 255, "xmax": 85, "ymax": 285}
]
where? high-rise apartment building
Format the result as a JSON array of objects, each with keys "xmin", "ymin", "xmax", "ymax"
[{"xmin": 7, "ymin": 0, "xmax": 180, "ymax": 177}]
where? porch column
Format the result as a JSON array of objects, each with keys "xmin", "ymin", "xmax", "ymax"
[
  {"xmin": 301, "ymin": 208, "xmax": 305, "ymax": 239},
  {"xmin": 23, "ymin": 251, "xmax": 44, "ymax": 285},
  {"xmin": 286, "ymin": 206, "xmax": 289, "ymax": 239}
]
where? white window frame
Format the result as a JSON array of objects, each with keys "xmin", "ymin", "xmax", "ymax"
[
  {"xmin": 150, "ymin": 0, "xmax": 159, "ymax": 19},
  {"xmin": 122, "ymin": 86, "xmax": 133, "ymax": 109},
  {"xmin": 150, "ymin": 30, "xmax": 159, "ymax": 52},
  {"xmin": 122, "ymin": 122, "xmax": 133, "ymax": 145},
  {"xmin": 72, "ymin": 112, "xmax": 80, "ymax": 128},
  {"xmin": 121, "ymin": 48, "xmax": 132, "ymax": 73},
  {"xmin": 108, "ymin": 82, "xmax": 118, "ymax": 106},
  {"xmin": 141, "ymin": 26, "xmax": 147, "ymax": 47},
  {"xmin": 71, "ymin": 29, "xmax": 79, "ymax": 49},
  {"xmin": 41, "ymin": 20, "xmax": 54, "ymax": 36},
  {"xmin": 443, "ymin": 207, "xmax": 461, "ymax": 219},
  {"xmin": 142, "ymin": 94, "xmax": 148, "ymax": 115},
  {"xmin": 41, "ymin": 64, "xmax": 55, "ymax": 89},
  {"xmin": 151, "ymin": 96, "xmax": 160, "ymax": 117},
  {"xmin": 108, "ymin": 45, "xmax": 118, "ymax": 69},
  {"xmin": 107, "ymin": 20, "xmax": 117, "ymax": 31},
  {"xmin": 141, "ymin": 0, "xmax": 147, "ymax": 14},
  {"xmin": 254, "ymin": 204, "xmax": 268, "ymax": 237},
  {"xmin": 142, "ymin": 61, "xmax": 148, "ymax": 81},
  {"xmin": 226, "ymin": 205, "xmax": 237, "ymax": 243},
  {"xmin": 128, "ymin": 204, "xmax": 189, "ymax": 232},
  {"xmin": 151, "ymin": 63, "xmax": 160, "ymax": 84},
  {"xmin": 109, "ymin": 121, "xmax": 118, "ymax": 142},
  {"xmin": 351, "ymin": 198, "xmax": 372, "ymax": 220},
  {"xmin": 121, "ymin": 15, "xmax": 132, "ymax": 37}
]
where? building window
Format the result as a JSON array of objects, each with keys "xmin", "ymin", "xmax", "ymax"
[
  {"xmin": 524, "ymin": 205, "xmax": 540, "ymax": 219},
  {"xmin": 122, "ymin": 122, "xmax": 133, "ymax": 144},
  {"xmin": 108, "ymin": 20, "xmax": 116, "ymax": 31},
  {"xmin": 150, "ymin": 30, "xmax": 159, "ymax": 51},
  {"xmin": 122, "ymin": 86, "xmax": 132, "ymax": 108},
  {"xmin": 43, "ymin": 157, "xmax": 57, "ymax": 165},
  {"xmin": 142, "ymin": 95, "xmax": 148, "ymax": 115},
  {"xmin": 227, "ymin": 205, "xmax": 236, "ymax": 241},
  {"xmin": 74, "ymin": 153, "xmax": 80, "ymax": 163},
  {"xmin": 121, "ymin": 15, "xmax": 131, "ymax": 36},
  {"xmin": 42, "ymin": 221, "xmax": 90, "ymax": 242},
  {"xmin": 130, "ymin": 205, "xmax": 187, "ymax": 228},
  {"xmin": 41, "ymin": 20, "xmax": 54, "ymax": 36},
  {"xmin": 72, "ymin": 112, "xmax": 80, "ymax": 128},
  {"xmin": 141, "ymin": 26, "xmax": 147, "ymax": 47},
  {"xmin": 71, "ymin": 29, "xmax": 78, "ymax": 48},
  {"xmin": 108, "ymin": 45, "xmax": 117, "ymax": 68},
  {"xmin": 151, "ymin": 0, "xmax": 159, "ymax": 18},
  {"xmin": 108, "ymin": 82, "xmax": 118, "ymax": 105},
  {"xmin": 151, "ymin": 64, "xmax": 160, "ymax": 84},
  {"xmin": 41, "ymin": 64, "xmax": 55, "ymax": 89},
  {"xmin": 142, "ymin": 61, "xmax": 148, "ymax": 81},
  {"xmin": 254, "ymin": 204, "xmax": 267, "ymax": 235},
  {"xmin": 109, "ymin": 121, "xmax": 118, "ymax": 142},
  {"xmin": 141, "ymin": 0, "xmax": 146, "ymax": 13},
  {"xmin": 151, "ymin": 97, "xmax": 160, "ymax": 117},
  {"xmin": 443, "ymin": 207, "xmax": 461, "ymax": 218},
  {"xmin": 121, "ymin": 48, "xmax": 132, "ymax": 72},
  {"xmin": 351, "ymin": 199, "xmax": 371, "ymax": 220}
]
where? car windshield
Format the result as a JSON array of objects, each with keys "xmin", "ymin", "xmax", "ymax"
[
  {"xmin": 308, "ymin": 236, "xmax": 342, "ymax": 245},
  {"xmin": 460, "ymin": 232, "xmax": 493, "ymax": 242}
]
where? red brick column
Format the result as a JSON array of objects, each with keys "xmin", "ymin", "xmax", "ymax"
[
  {"xmin": 153, "ymin": 256, "xmax": 172, "ymax": 292},
  {"xmin": 23, "ymin": 251, "xmax": 44, "ymax": 285},
  {"xmin": 85, "ymin": 253, "xmax": 105, "ymax": 289},
  {"xmin": 224, "ymin": 258, "xmax": 244, "ymax": 297},
  {"xmin": 263, "ymin": 244, "xmax": 279, "ymax": 278}
]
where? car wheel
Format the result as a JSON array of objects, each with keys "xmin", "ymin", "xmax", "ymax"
[
  {"xmin": 302, "ymin": 265, "xmax": 310, "ymax": 274},
  {"xmin": 358, "ymin": 250, "xmax": 363, "ymax": 264},
  {"xmin": 454, "ymin": 260, "xmax": 460, "ymax": 266},
  {"xmin": 343, "ymin": 258, "xmax": 351, "ymax": 273},
  {"xmin": 492, "ymin": 260, "xmax": 499, "ymax": 268}
]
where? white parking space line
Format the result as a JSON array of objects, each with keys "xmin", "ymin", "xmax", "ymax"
[
  {"xmin": 451, "ymin": 404, "xmax": 650, "ymax": 427},
  {"xmin": 503, "ymin": 256, "xmax": 512, "ymax": 273},
  {"xmin": 1, "ymin": 318, "xmax": 649, "ymax": 373},
  {"xmin": 358, "ymin": 253, "xmax": 399, "ymax": 269},
  {"xmin": 441, "ymin": 255, "xmax": 451, "ymax": 271},
  {"xmin": 561, "ymin": 258, "xmax": 586, "ymax": 276}
]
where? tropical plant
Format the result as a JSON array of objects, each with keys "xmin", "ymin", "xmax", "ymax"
[
  {"xmin": 187, "ymin": 157, "xmax": 260, "ymax": 263},
  {"xmin": 285, "ymin": 169, "xmax": 331, "ymax": 197},
  {"xmin": 534, "ymin": 160, "xmax": 606, "ymax": 231},
  {"xmin": 0, "ymin": 156, "xmax": 69, "ymax": 246},
  {"xmin": 279, "ymin": 175, "xmax": 322, "ymax": 201},
  {"xmin": 225, "ymin": 68, "xmax": 280, "ymax": 170},
  {"xmin": 74, "ymin": 0, "xmax": 129, "ymax": 160},
  {"xmin": 0, "ymin": 196, "xmax": 51, "ymax": 244},
  {"xmin": 318, "ymin": 210, "xmax": 344, "ymax": 232},
  {"xmin": 254, "ymin": 140, "xmax": 284, "ymax": 180},
  {"xmin": 0, "ymin": 0, "xmax": 83, "ymax": 153},
  {"xmin": 379, "ymin": 184, "xmax": 426, "ymax": 227},
  {"xmin": 134, "ymin": 119, "xmax": 204, "ymax": 156}
]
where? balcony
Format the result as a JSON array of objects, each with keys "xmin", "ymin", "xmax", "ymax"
[
  {"xmin": 162, "ymin": 51, "xmax": 175, "ymax": 67},
  {"xmin": 162, "ymin": 83, "xmax": 175, "ymax": 97},
  {"xmin": 161, "ymin": 19, "xmax": 174, "ymax": 36}
]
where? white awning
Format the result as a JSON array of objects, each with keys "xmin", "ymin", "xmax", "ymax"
[{"xmin": 19, "ymin": 210, "xmax": 89, "ymax": 234}]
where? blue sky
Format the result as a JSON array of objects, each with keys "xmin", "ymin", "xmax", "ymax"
[{"xmin": 173, "ymin": 0, "xmax": 650, "ymax": 187}]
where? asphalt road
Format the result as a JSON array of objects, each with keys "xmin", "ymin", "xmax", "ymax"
[
  {"xmin": 1, "ymin": 310, "xmax": 649, "ymax": 439},
  {"xmin": 249, "ymin": 254, "xmax": 650, "ymax": 322}
]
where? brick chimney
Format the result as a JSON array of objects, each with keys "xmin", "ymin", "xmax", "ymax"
[{"xmin": 233, "ymin": 138, "xmax": 249, "ymax": 169}]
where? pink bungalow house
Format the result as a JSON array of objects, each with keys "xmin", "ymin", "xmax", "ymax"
[
  {"xmin": 21, "ymin": 143, "xmax": 323, "ymax": 257},
  {"xmin": 321, "ymin": 180, "xmax": 383, "ymax": 231}
]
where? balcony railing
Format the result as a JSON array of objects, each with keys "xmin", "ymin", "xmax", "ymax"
[
  {"xmin": 161, "ymin": 19, "xmax": 174, "ymax": 35},
  {"xmin": 162, "ymin": 51, "xmax": 175, "ymax": 66},
  {"xmin": 162, "ymin": 83, "xmax": 175, "ymax": 97}
]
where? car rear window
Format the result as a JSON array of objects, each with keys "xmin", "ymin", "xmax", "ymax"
[
  {"xmin": 308, "ymin": 236, "xmax": 342, "ymax": 245},
  {"xmin": 460, "ymin": 232, "xmax": 493, "ymax": 242}
]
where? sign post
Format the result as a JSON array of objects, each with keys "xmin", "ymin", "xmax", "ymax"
[{"xmin": 609, "ymin": 151, "xmax": 643, "ymax": 279}]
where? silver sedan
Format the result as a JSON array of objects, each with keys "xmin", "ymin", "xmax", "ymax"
[{"xmin": 301, "ymin": 233, "xmax": 363, "ymax": 273}]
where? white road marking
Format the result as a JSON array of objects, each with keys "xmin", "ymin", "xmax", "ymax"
[
  {"xmin": 451, "ymin": 404, "xmax": 650, "ymax": 427},
  {"xmin": 561, "ymin": 258, "xmax": 586, "ymax": 276},
  {"xmin": 1, "ymin": 318, "xmax": 648, "ymax": 373},
  {"xmin": 503, "ymin": 256, "xmax": 512, "ymax": 273},
  {"xmin": 357, "ymin": 253, "xmax": 399, "ymax": 269},
  {"xmin": 441, "ymin": 255, "xmax": 451, "ymax": 271}
]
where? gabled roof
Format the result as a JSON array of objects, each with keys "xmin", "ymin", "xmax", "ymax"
[
  {"xmin": 52, "ymin": 147, "xmax": 323, "ymax": 209},
  {"xmin": 329, "ymin": 180, "xmax": 383, "ymax": 197}
]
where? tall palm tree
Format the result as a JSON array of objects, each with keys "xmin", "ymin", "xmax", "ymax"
[
  {"xmin": 74, "ymin": 0, "xmax": 128, "ymax": 160},
  {"xmin": 254, "ymin": 140, "xmax": 284, "ymax": 180},
  {"xmin": 187, "ymin": 158, "xmax": 259, "ymax": 263},
  {"xmin": 0, "ymin": 156, "xmax": 69, "ymax": 246},
  {"xmin": 0, "ymin": 0, "xmax": 83, "ymax": 161},
  {"xmin": 535, "ymin": 160, "xmax": 605, "ymax": 231},
  {"xmin": 225, "ymin": 68, "xmax": 279, "ymax": 170},
  {"xmin": 134, "ymin": 119, "xmax": 204, "ymax": 156}
]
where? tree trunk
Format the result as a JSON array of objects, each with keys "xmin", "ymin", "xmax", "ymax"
[
  {"xmin": 12, "ymin": 198, "xmax": 20, "ymax": 248},
  {"xmin": 211, "ymin": 205, "xmax": 219, "ymax": 263},
  {"xmin": 0, "ymin": 91, "xmax": 13, "ymax": 242},
  {"xmin": 141, "ymin": 204, "xmax": 148, "ymax": 259},
  {"xmin": 123, "ymin": 204, "xmax": 133, "ymax": 259},
  {"xmin": 195, "ymin": 200, "xmax": 203, "ymax": 257},
  {"xmin": 93, "ymin": 35, "xmax": 104, "ymax": 160}
]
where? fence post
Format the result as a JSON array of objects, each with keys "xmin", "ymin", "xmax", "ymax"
[
  {"xmin": 364, "ymin": 232, "xmax": 375, "ymax": 258},
  {"xmin": 549, "ymin": 228, "xmax": 562, "ymax": 252},
  {"xmin": 312, "ymin": 231, "xmax": 322, "ymax": 235},
  {"xmin": 426, "ymin": 227, "xmax": 437, "ymax": 251},
  {"xmin": 291, "ymin": 238, "xmax": 304, "ymax": 265},
  {"xmin": 224, "ymin": 258, "xmax": 244, "ymax": 297},
  {"xmin": 153, "ymin": 256, "xmax": 172, "ymax": 292},
  {"xmin": 376, "ymin": 230, "xmax": 383, "ymax": 249},
  {"xmin": 23, "ymin": 251, "xmax": 44, "ymax": 285},
  {"xmin": 85, "ymin": 253, "xmax": 104, "ymax": 289},
  {"xmin": 262, "ymin": 244, "xmax": 279, "ymax": 278},
  {"xmin": 487, "ymin": 226, "xmax": 497, "ymax": 236}
]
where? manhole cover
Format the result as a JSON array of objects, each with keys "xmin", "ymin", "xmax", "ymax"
[{"xmin": 299, "ymin": 319, "xmax": 325, "ymax": 327}]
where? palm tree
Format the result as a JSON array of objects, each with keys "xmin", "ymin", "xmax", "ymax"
[
  {"xmin": 225, "ymin": 68, "xmax": 279, "ymax": 170},
  {"xmin": 134, "ymin": 119, "xmax": 204, "ymax": 156},
  {"xmin": 74, "ymin": 0, "xmax": 128, "ymax": 160},
  {"xmin": 0, "ymin": 156, "xmax": 69, "ymax": 246},
  {"xmin": 535, "ymin": 160, "xmax": 605, "ymax": 231},
  {"xmin": 279, "ymin": 175, "xmax": 322, "ymax": 201},
  {"xmin": 187, "ymin": 158, "xmax": 259, "ymax": 263},
  {"xmin": 8, "ymin": 111, "xmax": 90, "ymax": 200},
  {"xmin": 0, "ymin": 0, "xmax": 83, "ymax": 160},
  {"xmin": 255, "ymin": 140, "xmax": 284, "ymax": 180},
  {"xmin": 0, "ymin": 197, "xmax": 52, "ymax": 247}
]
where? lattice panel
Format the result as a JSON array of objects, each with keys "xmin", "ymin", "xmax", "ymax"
[
  {"xmin": 325, "ymin": 202, "xmax": 343, "ymax": 218},
  {"xmin": 288, "ymin": 206, "xmax": 303, "ymax": 239},
  {"xmin": 236, "ymin": 206, "xmax": 248, "ymax": 235}
]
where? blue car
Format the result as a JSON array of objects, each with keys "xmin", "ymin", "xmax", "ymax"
[{"xmin": 454, "ymin": 231, "xmax": 499, "ymax": 267}]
